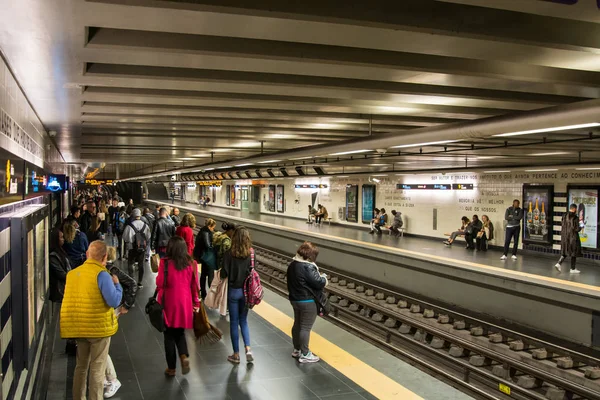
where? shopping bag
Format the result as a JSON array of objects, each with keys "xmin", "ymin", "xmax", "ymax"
[{"xmin": 150, "ymin": 254, "xmax": 160, "ymax": 273}]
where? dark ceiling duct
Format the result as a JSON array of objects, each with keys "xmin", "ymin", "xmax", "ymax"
[
  {"xmin": 236, "ymin": 171, "xmax": 243, "ymax": 179},
  {"xmin": 313, "ymin": 166, "xmax": 326, "ymax": 175},
  {"xmin": 255, "ymin": 169, "xmax": 263, "ymax": 178},
  {"xmin": 266, "ymin": 169, "xmax": 275, "ymax": 177},
  {"xmin": 244, "ymin": 170, "xmax": 252, "ymax": 179},
  {"xmin": 280, "ymin": 168, "xmax": 289, "ymax": 177},
  {"xmin": 295, "ymin": 166, "xmax": 306, "ymax": 176}
]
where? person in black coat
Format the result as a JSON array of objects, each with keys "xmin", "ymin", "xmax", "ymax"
[
  {"xmin": 286, "ymin": 241, "xmax": 328, "ymax": 363},
  {"xmin": 49, "ymin": 228, "xmax": 71, "ymax": 304},
  {"xmin": 465, "ymin": 214, "xmax": 482, "ymax": 250},
  {"xmin": 194, "ymin": 218, "xmax": 216, "ymax": 300},
  {"xmin": 555, "ymin": 204, "xmax": 584, "ymax": 274}
]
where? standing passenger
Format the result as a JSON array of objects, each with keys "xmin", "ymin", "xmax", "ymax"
[
  {"xmin": 63, "ymin": 220, "xmax": 90, "ymax": 269},
  {"xmin": 156, "ymin": 237, "xmax": 200, "ymax": 376},
  {"xmin": 122, "ymin": 209, "xmax": 151, "ymax": 288},
  {"xmin": 287, "ymin": 242, "xmax": 328, "ymax": 363},
  {"xmin": 176, "ymin": 213, "xmax": 196, "ymax": 255},
  {"xmin": 501, "ymin": 200, "xmax": 523, "ymax": 260},
  {"xmin": 171, "ymin": 208, "xmax": 181, "ymax": 227},
  {"xmin": 221, "ymin": 227, "xmax": 253, "ymax": 364},
  {"xmin": 555, "ymin": 204, "xmax": 583, "ymax": 274},
  {"xmin": 152, "ymin": 207, "xmax": 176, "ymax": 258},
  {"xmin": 194, "ymin": 218, "xmax": 217, "ymax": 299}
]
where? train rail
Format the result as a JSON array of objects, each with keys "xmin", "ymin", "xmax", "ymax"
[{"xmin": 253, "ymin": 245, "xmax": 600, "ymax": 400}]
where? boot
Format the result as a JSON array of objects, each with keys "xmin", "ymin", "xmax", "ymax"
[
  {"xmin": 180, "ymin": 355, "xmax": 190, "ymax": 375},
  {"xmin": 164, "ymin": 368, "xmax": 176, "ymax": 377}
]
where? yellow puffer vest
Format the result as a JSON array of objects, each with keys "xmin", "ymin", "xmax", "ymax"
[{"xmin": 60, "ymin": 259, "xmax": 118, "ymax": 338}]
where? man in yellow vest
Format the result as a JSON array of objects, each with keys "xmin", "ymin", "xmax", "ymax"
[{"xmin": 61, "ymin": 241, "xmax": 123, "ymax": 400}]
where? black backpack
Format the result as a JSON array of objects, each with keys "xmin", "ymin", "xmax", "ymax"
[{"xmin": 129, "ymin": 222, "xmax": 147, "ymax": 252}]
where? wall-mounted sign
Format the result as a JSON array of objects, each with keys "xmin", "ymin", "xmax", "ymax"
[
  {"xmin": 187, "ymin": 183, "xmax": 197, "ymax": 189},
  {"xmin": 523, "ymin": 184, "xmax": 553, "ymax": 245},
  {"xmin": 294, "ymin": 184, "xmax": 328, "ymax": 189},
  {"xmin": 197, "ymin": 180, "xmax": 222, "ymax": 187},
  {"xmin": 396, "ymin": 184, "xmax": 451, "ymax": 190},
  {"xmin": 568, "ymin": 187, "xmax": 598, "ymax": 249},
  {"xmin": 452, "ymin": 183, "xmax": 474, "ymax": 190}
]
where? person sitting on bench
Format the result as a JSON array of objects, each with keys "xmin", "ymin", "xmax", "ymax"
[
  {"xmin": 444, "ymin": 216, "xmax": 470, "ymax": 246},
  {"xmin": 388, "ymin": 210, "xmax": 403, "ymax": 237},
  {"xmin": 315, "ymin": 204, "xmax": 328, "ymax": 225},
  {"xmin": 369, "ymin": 208, "xmax": 381, "ymax": 234},
  {"xmin": 307, "ymin": 205, "xmax": 317, "ymax": 223},
  {"xmin": 374, "ymin": 208, "xmax": 388, "ymax": 235}
]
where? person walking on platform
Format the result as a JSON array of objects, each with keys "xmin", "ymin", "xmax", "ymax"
[
  {"xmin": 123, "ymin": 209, "xmax": 151, "ymax": 288},
  {"xmin": 176, "ymin": 213, "xmax": 196, "ymax": 255},
  {"xmin": 152, "ymin": 207, "xmax": 175, "ymax": 258},
  {"xmin": 194, "ymin": 218, "xmax": 217, "ymax": 299},
  {"xmin": 156, "ymin": 237, "xmax": 200, "ymax": 377},
  {"xmin": 555, "ymin": 203, "xmax": 583, "ymax": 274},
  {"xmin": 221, "ymin": 227, "xmax": 254, "ymax": 364},
  {"xmin": 287, "ymin": 241, "xmax": 328, "ymax": 363},
  {"xmin": 501, "ymin": 199, "xmax": 523, "ymax": 260},
  {"xmin": 61, "ymin": 241, "xmax": 122, "ymax": 400}
]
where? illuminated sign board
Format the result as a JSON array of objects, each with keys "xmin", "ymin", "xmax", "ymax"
[
  {"xmin": 85, "ymin": 179, "xmax": 114, "ymax": 185},
  {"xmin": 452, "ymin": 183, "xmax": 474, "ymax": 190},
  {"xmin": 396, "ymin": 184, "xmax": 451, "ymax": 190},
  {"xmin": 197, "ymin": 180, "xmax": 222, "ymax": 187},
  {"xmin": 294, "ymin": 184, "xmax": 328, "ymax": 189}
]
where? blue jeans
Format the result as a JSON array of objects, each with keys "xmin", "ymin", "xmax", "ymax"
[{"xmin": 228, "ymin": 288, "xmax": 250, "ymax": 354}]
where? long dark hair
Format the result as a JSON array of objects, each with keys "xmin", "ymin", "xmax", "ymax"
[
  {"xmin": 166, "ymin": 236, "xmax": 193, "ymax": 271},
  {"xmin": 230, "ymin": 226, "xmax": 252, "ymax": 259},
  {"xmin": 49, "ymin": 228, "xmax": 67, "ymax": 260}
]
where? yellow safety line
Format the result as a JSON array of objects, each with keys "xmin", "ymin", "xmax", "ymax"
[
  {"xmin": 254, "ymin": 300, "xmax": 424, "ymax": 400},
  {"xmin": 149, "ymin": 201, "xmax": 600, "ymax": 294}
]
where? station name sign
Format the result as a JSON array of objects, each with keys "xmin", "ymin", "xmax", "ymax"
[
  {"xmin": 294, "ymin": 184, "xmax": 328, "ymax": 189},
  {"xmin": 396, "ymin": 183, "xmax": 473, "ymax": 190}
]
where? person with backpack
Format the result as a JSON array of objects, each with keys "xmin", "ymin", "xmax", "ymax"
[
  {"xmin": 213, "ymin": 222, "xmax": 235, "ymax": 269},
  {"xmin": 221, "ymin": 226, "xmax": 255, "ymax": 364},
  {"xmin": 122, "ymin": 209, "xmax": 151, "ymax": 289},
  {"xmin": 152, "ymin": 207, "xmax": 176, "ymax": 258}
]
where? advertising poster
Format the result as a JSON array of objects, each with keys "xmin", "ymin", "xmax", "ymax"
[
  {"xmin": 346, "ymin": 185, "xmax": 358, "ymax": 222},
  {"xmin": 523, "ymin": 185, "xmax": 553, "ymax": 245},
  {"xmin": 27, "ymin": 229, "xmax": 35, "ymax": 346},
  {"xmin": 569, "ymin": 188, "xmax": 598, "ymax": 249},
  {"xmin": 226, "ymin": 185, "xmax": 230, "ymax": 206},
  {"xmin": 362, "ymin": 185, "xmax": 376, "ymax": 223},
  {"xmin": 230, "ymin": 185, "xmax": 236, "ymax": 207},
  {"xmin": 276, "ymin": 185, "xmax": 284, "ymax": 213},
  {"xmin": 268, "ymin": 185, "xmax": 276, "ymax": 212}
]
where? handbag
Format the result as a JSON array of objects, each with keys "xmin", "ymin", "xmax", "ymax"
[
  {"xmin": 200, "ymin": 250, "xmax": 217, "ymax": 270},
  {"xmin": 145, "ymin": 259, "xmax": 168, "ymax": 332},
  {"xmin": 193, "ymin": 302, "xmax": 223, "ymax": 344},
  {"xmin": 204, "ymin": 269, "xmax": 222, "ymax": 309},
  {"xmin": 476, "ymin": 231, "xmax": 484, "ymax": 239},
  {"xmin": 306, "ymin": 286, "xmax": 331, "ymax": 317},
  {"xmin": 150, "ymin": 253, "xmax": 160, "ymax": 273}
]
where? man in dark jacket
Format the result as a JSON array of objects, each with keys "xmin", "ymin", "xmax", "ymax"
[
  {"xmin": 555, "ymin": 204, "xmax": 583, "ymax": 274},
  {"xmin": 465, "ymin": 214, "xmax": 483, "ymax": 250},
  {"xmin": 171, "ymin": 207, "xmax": 181, "ymax": 227},
  {"xmin": 152, "ymin": 207, "xmax": 175, "ymax": 257},
  {"xmin": 78, "ymin": 201, "xmax": 96, "ymax": 236},
  {"xmin": 64, "ymin": 205, "xmax": 81, "ymax": 229},
  {"xmin": 501, "ymin": 199, "xmax": 524, "ymax": 260},
  {"xmin": 388, "ymin": 210, "xmax": 403, "ymax": 237}
]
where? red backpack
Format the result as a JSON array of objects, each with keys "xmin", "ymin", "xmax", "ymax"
[{"xmin": 244, "ymin": 248, "xmax": 263, "ymax": 308}]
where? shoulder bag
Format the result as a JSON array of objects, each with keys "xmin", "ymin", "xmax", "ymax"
[{"xmin": 145, "ymin": 258, "xmax": 168, "ymax": 332}]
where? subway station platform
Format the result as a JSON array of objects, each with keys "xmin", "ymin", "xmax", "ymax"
[
  {"xmin": 148, "ymin": 199, "xmax": 600, "ymax": 350},
  {"xmin": 158, "ymin": 200, "xmax": 600, "ymax": 287},
  {"xmin": 46, "ymin": 259, "xmax": 472, "ymax": 400}
]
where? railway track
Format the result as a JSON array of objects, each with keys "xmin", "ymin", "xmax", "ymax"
[{"xmin": 253, "ymin": 245, "xmax": 600, "ymax": 400}]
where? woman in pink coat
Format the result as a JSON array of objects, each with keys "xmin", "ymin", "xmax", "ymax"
[{"xmin": 156, "ymin": 236, "xmax": 200, "ymax": 376}]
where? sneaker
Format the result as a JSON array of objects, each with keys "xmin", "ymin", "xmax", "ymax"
[
  {"xmin": 137, "ymin": 284, "xmax": 143, "ymax": 289},
  {"xmin": 227, "ymin": 354, "xmax": 241, "ymax": 364},
  {"xmin": 291, "ymin": 349, "xmax": 301, "ymax": 358},
  {"xmin": 570, "ymin": 269, "xmax": 581, "ymax": 274},
  {"xmin": 298, "ymin": 351, "xmax": 320, "ymax": 363},
  {"xmin": 104, "ymin": 379, "xmax": 121, "ymax": 398},
  {"xmin": 500, "ymin": 255, "xmax": 507, "ymax": 260},
  {"xmin": 103, "ymin": 380, "xmax": 110, "ymax": 389},
  {"xmin": 554, "ymin": 263, "xmax": 562, "ymax": 272},
  {"xmin": 443, "ymin": 241, "xmax": 451, "ymax": 246},
  {"xmin": 511, "ymin": 255, "xmax": 517, "ymax": 260},
  {"xmin": 245, "ymin": 350, "xmax": 254, "ymax": 363}
]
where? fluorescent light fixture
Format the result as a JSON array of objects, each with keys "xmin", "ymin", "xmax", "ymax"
[
  {"xmin": 291, "ymin": 156, "xmax": 314, "ymax": 161},
  {"xmin": 531, "ymin": 152, "xmax": 569, "ymax": 156},
  {"xmin": 475, "ymin": 156, "xmax": 502, "ymax": 160},
  {"xmin": 217, "ymin": 165, "xmax": 232, "ymax": 169},
  {"xmin": 337, "ymin": 175, "xmax": 349, "ymax": 178},
  {"xmin": 178, "ymin": 158, "xmax": 195, "ymax": 161},
  {"xmin": 525, "ymin": 168, "xmax": 558, "ymax": 172},
  {"xmin": 372, "ymin": 174, "xmax": 388, "ymax": 177},
  {"xmin": 368, "ymin": 163, "xmax": 388, "ymax": 166},
  {"xmin": 329, "ymin": 149, "xmax": 371, "ymax": 156},
  {"xmin": 258, "ymin": 160, "xmax": 281, "ymax": 164},
  {"xmin": 575, "ymin": 167, "xmax": 600, "ymax": 170},
  {"xmin": 494, "ymin": 122, "xmax": 600, "ymax": 137},
  {"xmin": 484, "ymin": 170, "xmax": 511, "ymax": 173},
  {"xmin": 371, "ymin": 178, "xmax": 381, "ymax": 183},
  {"xmin": 235, "ymin": 163, "xmax": 252, "ymax": 167},
  {"xmin": 395, "ymin": 173, "xmax": 409, "ymax": 176},
  {"xmin": 391, "ymin": 140, "xmax": 460, "ymax": 149},
  {"xmin": 204, "ymin": 168, "xmax": 214, "ymax": 171}
]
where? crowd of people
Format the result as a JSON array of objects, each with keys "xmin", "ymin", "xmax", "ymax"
[{"xmin": 51, "ymin": 189, "xmax": 329, "ymax": 400}]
